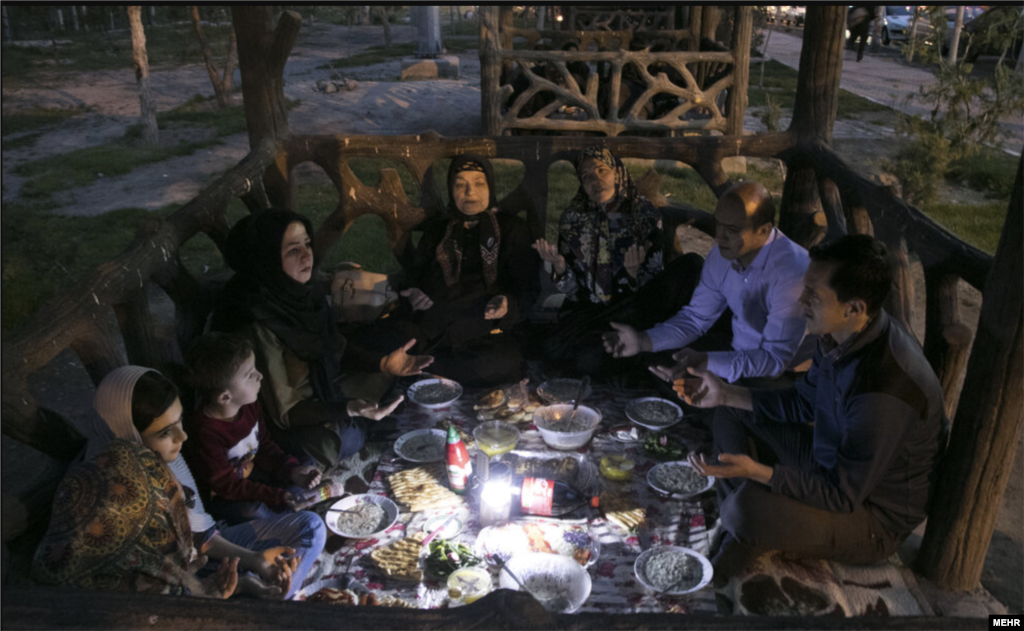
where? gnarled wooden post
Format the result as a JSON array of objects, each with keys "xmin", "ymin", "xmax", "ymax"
[
  {"xmin": 780, "ymin": 5, "xmax": 846, "ymax": 246},
  {"xmin": 923, "ymin": 271, "xmax": 973, "ymax": 418},
  {"xmin": 725, "ymin": 6, "xmax": 752, "ymax": 136},
  {"xmin": 917, "ymin": 157, "xmax": 1024, "ymax": 590},
  {"xmin": 480, "ymin": 6, "xmax": 501, "ymax": 135}
]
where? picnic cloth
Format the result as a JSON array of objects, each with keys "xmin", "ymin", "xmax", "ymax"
[
  {"xmin": 301, "ymin": 382, "xmax": 719, "ymax": 614},
  {"xmin": 717, "ymin": 549, "xmax": 932, "ymax": 617}
]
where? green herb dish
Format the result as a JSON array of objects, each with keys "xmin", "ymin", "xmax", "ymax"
[
  {"xmin": 425, "ymin": 539, "xmax": 482, "ymax": 578},
  {"xmin": 643, "ymin": 432, "xmax": 687, "ymax": 460}
]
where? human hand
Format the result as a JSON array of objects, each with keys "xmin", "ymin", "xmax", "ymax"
[
  {"xmin": 348, "ymin": 396, "xmax": 404, "ymax": 421},
  {"xmin": 602, "ymin": 322, "xmax": 647, "ymax": 358},
  {"xmin": 649, "ymin": 347, "xmax": 707, "ymax": 380},
  {"xmin": 531, "ymin": 239, "xmax": 566, "ymax": 275},
  {"xmin": 290, "ymin": 465, "xmax": 321, "ymax": 490},
  {"xmin": 484, "ymin": 295, "xmax": 509, "ymax": 320},
  {"xmin": 400, "ymin": 287, "xmax": 434, "ymax": 311},
  {"xmin": 381, "ymin": 338, "xmax": 435, "ymax": 376},
  {"xmin": 200, "ymin": 556, "xmax": 239, "ymax": 599},
  {"xmin": 688, "ymin": 452, "xmax": 773, "ymax": 485},
  {"xmin": 672, "ymin": 366, "xmax": 725, "ymax": 408},
  {"xmin": 623, "ymin": 243, "xmax": 647, "ymax": 279}
]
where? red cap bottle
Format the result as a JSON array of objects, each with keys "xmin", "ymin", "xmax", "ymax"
[{"xmin": 446, "ymin": 425, "xmax": 472, "ymax": 494}]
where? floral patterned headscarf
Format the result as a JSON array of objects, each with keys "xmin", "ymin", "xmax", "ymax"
[{"xmin": 559, "ymin": 146, "xmax": 661, "ymax": 303}]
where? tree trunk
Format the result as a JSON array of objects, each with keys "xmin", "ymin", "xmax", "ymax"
[
  {"xmin": 127, "ymin": 6, "xmax": 158, "ymax": 147},
  {"xmin": 726, "ymin": 6, "xmax": 752, "ymax": 136},
  {"xmin": 69, "ymin": 5, "xmax": 79, "ymax": 32},
  {"xmin": 2, "ymin": 5, "xmax": 12, "ymax": 42},
  {"xmin": 536, "ymin": 5, "xmax": 545, "ymax": 30},
  {"xmin": 701, "ymin": 6, "xmax": 722, "ymax": 43},
  {"xmin": 948, "ymin": 6, "xmax": 964, "ymax": 65},
  {"xmin": 191, "ymin": 5, "xmax": 236, "ymax": 108},
  {"xmin": 374, "ymin": 6, "xmax": 391, "ymax": 48},
  {"xmin": 789, "ymin": 5, "xmax": 845, "ymax": 144},
  {"xmin": 479, "ymin": 6, "xmax": 501, "ymax": 135},
  {"xmin": 917, "ymin": 157, "xmax": 1024, "ymax": 590},
  {"xmin": 499, "ymin": 6, "xmax": 514, "ymax": 80},
  {"xmin": 907, "ymin": 6, "xmax": 921, "ymax": 62},
  {"xmin": 232, "ymin": 6, "xmax": 300, "ymax": 151}
]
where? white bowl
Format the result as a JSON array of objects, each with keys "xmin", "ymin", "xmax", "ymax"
[
  {"xmin": 324, "ymin": 494, "xmax": 399, "ymax": 539},
  {"xmin": 647, "ymin": 460, "xmax": 715, "ymax": 498},
  {"xmin": 532, "ymin": 404, "xmax": 602, "ymax": 450},
  {"xmin": 625, "ymin": 397, "xmax": 683, "ymax": 430},
  {"xmin": 536, "ymin": 378, "xmax": 592, "ymax": 405},
  {"xmin": 394, "ymin": 428, "xmax": 447, "ymax": 462},
  {"xmin": 634, "ymin": 546, "xmax": 713, "ymax": 595},
  {"xmin": 407, "ymin": 377, "xmax": 463, "ymax": 409},
  {"xmin": 499, "ymin": 552, "xmax": 592, "ymax": 613}
]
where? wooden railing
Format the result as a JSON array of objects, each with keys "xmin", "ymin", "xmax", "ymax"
[
  {"xmin": 568, "ymin": 7, "xmax": 676, "ymax": 32},
  {"xmin": 480, "ymin": 8, "xmax": 752, "ymax": 137}
]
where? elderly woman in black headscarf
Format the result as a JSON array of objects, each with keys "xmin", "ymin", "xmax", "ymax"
[
  {"xmin": 395, "ymin": 154, "xmax": 540, "ymax": 386},
  {"xmin": 532, "ymin": 146, "xmax": 703, "ymax": 381},
  {"xmin": 210, "ymin": 209, "xmax": 433, "ymax": 469}
]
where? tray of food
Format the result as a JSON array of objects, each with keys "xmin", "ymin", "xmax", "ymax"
[
  {"xmin": 394, "ymin": 428, "xmax": 446, "ymax": 463},
  {"xmin": 647, "ymin": 460, "xmax": 714, "ymax": 498},
  {"xmin": 634, "ymin": 546, "xmax": 713, "ymax": 595},
  {"xmin": 625, "ymin": 397, "xmax": 683, "ymax": 430},
  {"xmin": 476, "ymin": 520, "xmax": 599, "ymax": 567},
  {"xmin": 407, "ymin": 378, "xmax": 463, "ymax": 409}
]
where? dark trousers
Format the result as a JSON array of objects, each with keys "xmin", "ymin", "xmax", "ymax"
[{"xmin": 711, "ymin": 407, "xmax": 903, "ymax": 565}]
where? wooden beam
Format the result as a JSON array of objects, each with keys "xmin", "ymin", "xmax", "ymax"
[{"xmin": 917, "ymin": 157, "xmax": 1024, "ymax": 590}]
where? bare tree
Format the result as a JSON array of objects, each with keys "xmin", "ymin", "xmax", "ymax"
[
  {"xmin": 948, "ymin": 6, "xmax": 965, "ymax": 65},
  {"xmin": 374, "ymin": 6, "xmax": 391, "ymax": 48},
  {"xmin": 127, "ymin": 6, "xmax": 158, "ymax": 146},
  {"xmin": 190, "ymin": 6, "xmax": 238, "ymax": 108}
]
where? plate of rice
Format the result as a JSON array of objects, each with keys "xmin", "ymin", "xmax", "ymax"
[
  {"xmin": 407, "ymin": 378, "xmax": 463, "ymax": 409},
  {"xmin": 625, "ymin": 397, "xmax": 683, "ymax": 430},
  {"xmin": 647, "ymin": 460, "xmax": 714, "ymax": 498},
  {"xmin": 394, "ymin": 428, "xmax": 447, "ymax": 463},
  {"xmin": 634, "ymin": 546, "xmax": 713, "ymax": 595},
  {"xmin": 325, "ymin": 494, "xmax": 399, "ymax": 539}
]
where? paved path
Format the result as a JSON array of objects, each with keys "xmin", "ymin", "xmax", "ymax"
[{"xmin": 762, "ymin": 30, "xmax": 1023, "ymax": 152}]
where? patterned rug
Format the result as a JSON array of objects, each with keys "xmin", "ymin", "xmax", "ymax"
[{"xmin": 716, "ymin": 549, "xmax": 932, "ymax": 617}]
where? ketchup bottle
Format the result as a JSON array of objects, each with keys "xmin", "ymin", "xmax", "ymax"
[{"xmin": 445, "ymin": 425, "xmax": 472, "ymax": 494}]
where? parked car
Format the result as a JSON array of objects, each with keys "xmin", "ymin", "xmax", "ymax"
[
  {"xmin": 880, "ymin": 6, "xmax": 929, "ymax": 46},
  {"xmin": 782, "ymin": 6, "xmax": 805, "ymax": 27},
  {"xmin": 961, "ymin": 5, "xmax": 1024, "ymax": 63},
  {"xmin": 940, "ymin": 6, "xmax": 986, "ymax": 56}
]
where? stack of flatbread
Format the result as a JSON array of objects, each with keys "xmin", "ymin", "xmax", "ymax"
[
  {"xmin": 388, "ymin": 463, "xmax": 464, "ymax": 512},
  {"xmin": 474, "ymin": 381, "xmax": 542, "ymax": 426},
  {"xmin": 370, "ymin": 532, "xmax": 425, "ymax": 582},
  {"xmin": 601, "ymin": 490, "xmax": 646, "ymax": 532}
]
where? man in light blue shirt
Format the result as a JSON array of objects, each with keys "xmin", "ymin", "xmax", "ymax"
[{"xmin": 602, "ymin": 181, "xmax": 810, "ymax": 383}]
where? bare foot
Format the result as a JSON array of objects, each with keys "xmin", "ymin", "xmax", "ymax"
[{"xmin": 236, "ymin": 574, "xmax": 284, "ymax": 599}]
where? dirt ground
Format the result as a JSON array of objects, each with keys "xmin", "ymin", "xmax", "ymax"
[{"xmin": 1, "ymin": 21, "xmax": 1021, "ymax": 616}]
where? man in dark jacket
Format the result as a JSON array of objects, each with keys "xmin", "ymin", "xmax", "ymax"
[{"xmin": 676, "ymin": 235, "xmax": 948, "ymax": 582}]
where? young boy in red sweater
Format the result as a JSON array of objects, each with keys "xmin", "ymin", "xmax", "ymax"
[{"xmin": 186, "ymin": 332, "xmax": 321, "ymax": 524}]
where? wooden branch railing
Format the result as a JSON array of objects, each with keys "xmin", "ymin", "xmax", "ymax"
[
  {"xmin": 568, "ymin": 7, "xmax": 676, "ymax": 32},
  {"xmin": 481, "ymin": 8, "xmax": 751, "ymax": 137}
]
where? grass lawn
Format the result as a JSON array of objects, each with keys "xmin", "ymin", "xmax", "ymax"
[{"xmin": 748, "ymin": 60, "xmax": 892, "ymax": 117}]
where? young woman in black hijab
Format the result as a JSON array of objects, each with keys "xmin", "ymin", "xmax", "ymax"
[
  {"xmin": 395, "ymin": 154, "xmax": 540, "ymax": 386},
  {"xmin": 211, "ymin": 209, "xmax": 433, "ymax": 469}
]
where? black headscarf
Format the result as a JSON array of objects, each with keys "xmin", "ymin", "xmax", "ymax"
[
  {"xmin": 211, "ymin": 209, "xmax": 342, "ymax": 403},
  {"xmin": 436, "ymin": 154, "xmax": 502, "ymax": 290}
]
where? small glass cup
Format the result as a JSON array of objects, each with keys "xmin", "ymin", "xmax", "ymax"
[{"xmin": 473, "ymin": 421, "xmax": 520, "ymax": 463}]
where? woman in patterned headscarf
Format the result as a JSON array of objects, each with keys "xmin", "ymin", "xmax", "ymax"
[
  {"xmin": 396, "ymin": 154, "xmax": 540, "ymax": 386},
  {"xmin": 532, "ymin": 146, "xmax": 703, "ymax": 380}
]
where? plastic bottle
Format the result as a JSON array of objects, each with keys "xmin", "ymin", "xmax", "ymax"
[
  {"xmin": 293, "ymin": 481, "xmax": 346, "ymax": 510},
  {"xmin": 510, "ymin": 477, "xmax": 598, "ymax": 517},
  {"xmin": 446, "ymin": 424, "xmax": 472, "ymax": 494}
]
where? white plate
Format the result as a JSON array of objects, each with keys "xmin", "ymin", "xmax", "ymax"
[
  {"xmin": 324, "ymin": 494, "xmax": 399, "ymax": 538},
  {"xmin": 625, "ymin": 397, "xmax": 683, "ymax": 430},
  {"xmin": 647, "ymin": 460, "xmax": 715, "ymax": 498},
  {"xmin": 477, "ymin": 521, "xmax": 600, "ymax": 567},
  {"xmin": 296, "ymin": 575, "xmax": 369, "ymax": 601},
  {"xmin": 422, "ymin": 514, "xmax": 464, "ymax": 539},
  {"xmin": 634, "ymin": 546, "xmax": 713, "ymax": 595},
  {"xmin": 394, "ymin": 428, "xmax": 447, "ymax": 463},
  {"xmin": 407, "ymin": 377, "xmax": 463, "ymax": 409}
]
